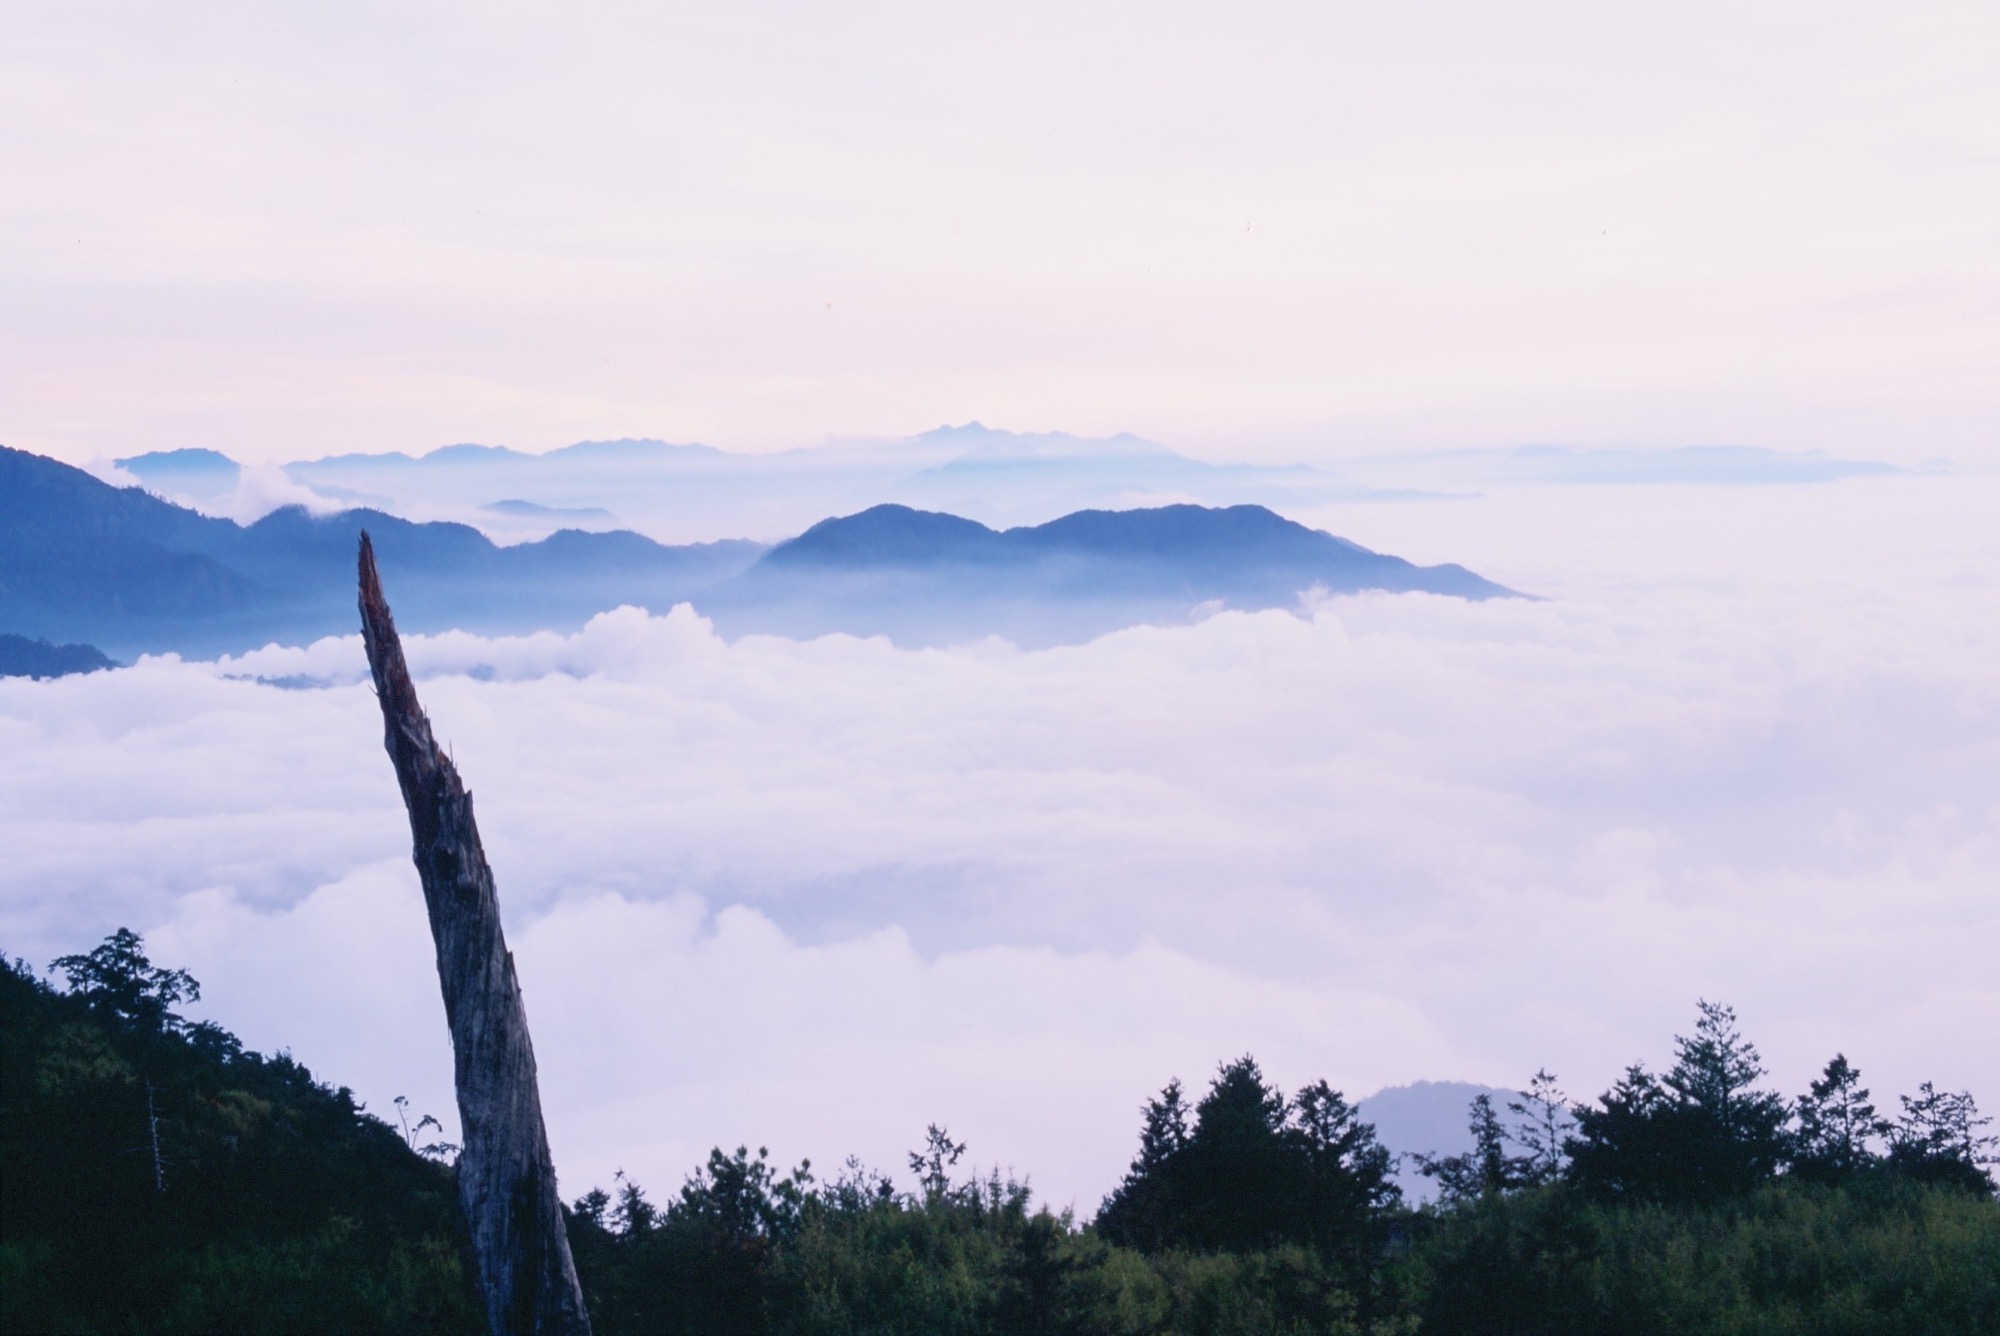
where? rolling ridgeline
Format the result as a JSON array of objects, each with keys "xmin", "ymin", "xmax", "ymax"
[
  {"xmin": 3, "ymin": 930, "xmax": 1994, "ymax": 1335},
  {"xmin": 0, "ymin": 444, "xmax": 1513, "ymax": 663}
]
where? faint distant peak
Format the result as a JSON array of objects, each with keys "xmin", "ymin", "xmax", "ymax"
[
  {"xmin": 546, "ymin": 438, "xmax": 724, "ymax": 461},
  {"xmin": 481, "ymin": 499, "xmax": 618, "ymax": 520},
  {"xmin": 912, "ymin": 422, "xmax": 1173, "ymax": 459},
  {"xmin": 115, "ymin": 448, "xmax": 242, "ymax": 480},
  {"xmin": 423, "ymin": 442, "xmax": 535, "ymax": 463},
  {"xmin": 290, "ymin": 449, "xmax": 422, "ymax": 469},
  {"xmin": 1502, "ymin": 443, "xmax": 1903, "ymax": 484},
  {"xmin": 295, "ymin": 439, "xmax": 725, "ymax": 471},
  {"xmin": 1388, "ymin": 443, "xmax": 1906, "ymax": 486}
]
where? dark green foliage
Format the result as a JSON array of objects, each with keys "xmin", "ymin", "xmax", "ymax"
[
  {"xmin": 1096, "ymin": 1057, "xmax": 1398, "ymax": 1256},
  {"xmin": 1505, "ymin": 1070, "xmax": 1574, "ymax": 1189},
  {"xmin": 568, "ymin": 1134, "xmax": 1373, "ymax": 1336},
  {"xmin": 1410, "ymin": 1180, "xmax": 2000, "ymax": 1335},
  {"xmin": 0, "ymin": 933, "xmax": 480, "ymax": 1334},
  {"xmin": 1792, "ymin": 1054, "xmax": 1886, "ymax": 1183},
  {"xmin": 1566, "ymin": 1002, "xmax": 1789, "ymax": 1204},
  {"xmin": 567, "ymin": 1146, "xmax": 814, "ymax": 1334},
  {"xmin": 9, "ymin": 937, "xmax": 1997, "ymax": 1336},
  {"xmin": 1415, "ymin": 1095, "xmax": 1528, "ymax": 1205},
  {"xmin": 1886, "ymin": 1083, "xmax": 1998, "ymax": 1195}
]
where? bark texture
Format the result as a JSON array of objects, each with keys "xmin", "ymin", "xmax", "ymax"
[{"xmin": 358, "ymin": 533, "xmax": 592, "ymax": 1336}]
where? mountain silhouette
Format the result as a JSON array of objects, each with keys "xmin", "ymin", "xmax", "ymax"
[
  {"xmin": 2, "ymin": 448, "xmax": 1519, "ymax": 657},
  {"xmin": 703, "ymin": 503, "xmax": 1517, "ymax": 645},
  {"xmin": 0, "ymin": 446, "xmax": 762, "ymax": 657}
]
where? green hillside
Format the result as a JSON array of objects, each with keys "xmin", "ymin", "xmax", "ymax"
[{"xmin": 4, "ymin": 932, "xmax": 1995, "ymax": 1335}]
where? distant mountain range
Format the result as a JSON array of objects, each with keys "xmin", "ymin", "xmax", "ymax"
[
  {"xmin": 2, "ymin": 446, "xmax": 762, "ymax": 658},
  {"xmin": 116, "ymin": 424, "xmax": 1424, "ymax": 543},
  {"xmin": 4, "ymin": 445, "xmax": 1517, "ymax": 658},
  {"xmin": 110, "ymin": 426, "xmax": 1914, "ymax": 551}
]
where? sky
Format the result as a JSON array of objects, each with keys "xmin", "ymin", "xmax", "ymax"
[
  {"xmin": 3, "ymin": 0, "xmax": 1999, "ymax": 1210},
  {"xmin": 4, "ymin": 0, "xmax": 1998, "ymax": 467}
]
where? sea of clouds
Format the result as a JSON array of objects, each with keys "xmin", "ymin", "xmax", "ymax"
[{"xmin": 4, "ymin": 475, "xmax": 1996, "ymax": 1211}]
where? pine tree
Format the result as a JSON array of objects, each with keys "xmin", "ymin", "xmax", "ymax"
[
  {"xmin": 1568, "ymin": 1002, "xmax": 1787, "ymax": 1203},
  {"xmin": 1417, "ymin": 1094, "xmax": 1526, "ymax": 1204},
  {"xmin": 1094, "ymin": 1078, "xmax": 1190, "ymax": 1249},
  {"xmin": 1887, "ymin": 1083, "xmax": 1997, "ymax": 1195},
  {"xmin": 1506, "ymin": 1070, "xmax": 1573, "ymax": 1186},
  {"xmin": 1097, "ymin": 1057, "xmax": 1397, "ymax": 1253},
  {"xmin": 1790, "ymin": 1055, "xmax": 1884, "ymax": 1182},
  {"xmin": 1666, "ymin": 1001, "xmax": 1786, "ymax": 1157}
]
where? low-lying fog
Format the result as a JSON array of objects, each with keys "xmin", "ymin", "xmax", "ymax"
[{"xmin": 4, "ymin": 475, "xmax": 1995, "ymax": 1212}]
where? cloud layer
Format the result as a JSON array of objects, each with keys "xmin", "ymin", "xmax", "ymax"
[{"xmin": 4, "ymin": 477, "xmax": 1996, "ymax": 1209}]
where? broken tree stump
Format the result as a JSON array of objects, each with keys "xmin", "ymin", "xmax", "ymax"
[{"xmin": 358, "ymin": 532, "xmax": 592, "ymax": 1336}]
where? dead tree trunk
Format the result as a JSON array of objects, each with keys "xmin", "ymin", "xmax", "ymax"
[{"xmin": 358, "ymin": 533, "xmax": 592, "ymax": 1336}]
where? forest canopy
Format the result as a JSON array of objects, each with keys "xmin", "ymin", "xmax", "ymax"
[{"xmin": 2, "ymin": 930, "xmax": 1995, "ymax": 1335}]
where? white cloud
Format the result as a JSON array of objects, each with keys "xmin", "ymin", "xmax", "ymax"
[{"xmin": 4, "ymin": 477, "xmax": 1997, "ymax": 1208}]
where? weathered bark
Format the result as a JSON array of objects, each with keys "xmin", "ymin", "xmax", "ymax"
[{"xmin": 358, "ymin": 533, "xmax": 591, "ymax": 1336}]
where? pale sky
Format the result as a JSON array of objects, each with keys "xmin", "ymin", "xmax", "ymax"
[{"xmin": 6, "ymin": 0, "xmax": 1997, "ymax": 466}]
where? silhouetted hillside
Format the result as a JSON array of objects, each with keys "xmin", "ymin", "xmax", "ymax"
[
  {"xmin": 0, "ymin": 446, "xmax": 764, "ymax": 657},
  {"xmin": 5, "ymin": 931, "xmax": 1995, "ymax": 1334},
  {"xmin": 2, "ymin": 448, "xmax": 1518, "ymax": 656},
  {"xmin": 707, "ymin": 503, "xmax": 1517, "ymax": 646},
  {"xmin": 0, "ymin": 634, "xmax": 116, "ymax": 679}
]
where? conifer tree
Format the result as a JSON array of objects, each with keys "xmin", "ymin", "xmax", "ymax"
[
  {"xmin": 1568, "ymin": 1002, "xmax": 1787, "ymax": 1202},
  {"xmin": 1507, "ymin": 1069, "xmax": 1573, "ymax": 1186},
  {"xmin": 1790, "ymin": 1054, "xmax": 1884, "ymax": 1182},
  {"xmin": 1417, "ymin": 1094, "xmax": 1527, "ymax": 1204},
  {"xmin": 1888, "ymin": 1083, "xmax": 1997, "ymax": 1194}
]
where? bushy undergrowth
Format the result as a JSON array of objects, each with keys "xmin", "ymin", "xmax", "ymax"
[
  {"xmin": 563, "ymin": 1144, "xmax": 1998, "ymax": 1336},
  {"xmin": 1410, "ymin": 1180, "xmax": 2000, "ymax": 1335}
]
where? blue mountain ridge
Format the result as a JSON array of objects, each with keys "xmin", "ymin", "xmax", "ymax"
[
  {"xmin": 1, "ymin": 446, "xmax": 1518, "ymax": 658},
  {"xmin": 0, "ymin": 446, "xmax": 763, "ymax": 657},
  {"xmin": 694, "ymin": 504, "xmax": 1516, "ymax": 647},
  {"xmin": 0, "ymin": 633, "xmax": 117, "ymax": 679}
]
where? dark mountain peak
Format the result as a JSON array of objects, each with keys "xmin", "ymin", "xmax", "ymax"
[
  {"xmin": 0, "ymin": 633, "xmax": 117, "ymax": 679},
  {"xmin": 766, "ymin": 504, "xmax": 1008, "ymax": 567},
  {"xmin": 1016, "ymin": 503, "xmax": 1368, "ymax": 560},
  {"xmin": 3, "ymin": 444, "xmax": 1516, "ymax": 656},
  {"xmin": 1, "ymin": 445, "xmax": 238, "ymax": 542},
  {"xmin": 727, "ymin": 501, "xmax": 1520, "ymax": 646},
  {"xmin": 0, "ymin": 446, "xmax": 763, "ymax": 655},
  {"xmin": 763, "ymin": 502, "xmax": 1384, "ymax": 571}
]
